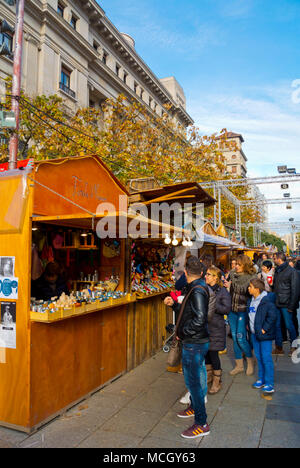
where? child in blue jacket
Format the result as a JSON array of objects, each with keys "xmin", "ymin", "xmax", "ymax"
[{"xmin": 248, "ymin": 278, "xmax": 278, "ymax": 393}]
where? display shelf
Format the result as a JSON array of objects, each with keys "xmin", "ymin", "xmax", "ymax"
[
  {"xmin": 30, "ymin": 294, "xmax": 137, "ymax": 323},
  {"xmin": 135, "ymin": 288, "xmax": 174, "ymax": 300},
  {"xmin": 55, "ymin": 247, "xmax": 99, "ymax": 250}
]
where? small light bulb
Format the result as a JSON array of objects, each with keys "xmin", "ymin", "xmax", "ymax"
[
  {"xmin": 187, "ymin": 237, "xmax": 193, "ymax": 247},
  {"xmin": 164, "ymin": 234, "xmax": 171, "ymax": 245},
  {"xmin": 182, "ymin": 238, "xmax": 188, "ymax": 247},
  {"xmin": 172, "ymin": 235, "xmax": 178, "ymax": 246}
]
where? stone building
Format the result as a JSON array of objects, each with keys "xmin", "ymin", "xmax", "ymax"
[
  {"xmin": 0, "ymin": 0, "xmax": 193, "ymax": 127},
  {"xmin": 218, "ymin": 132, "xmax": 248, "ymax": 178}
]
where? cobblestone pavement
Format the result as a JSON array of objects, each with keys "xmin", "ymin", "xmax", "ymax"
[{"xmin": 1, "ymin": 340, "xmax": 300, "ymax": 448}]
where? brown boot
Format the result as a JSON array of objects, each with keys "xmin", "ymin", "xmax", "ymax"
[
  {"xmin": 230, "ymin": 359, "xmax": 244, "ymax": 375},
  {"xmin": 272, "ymin": 346, "xmax": 284, "ymax": 356},
  {"xmin": 206, "ymin": 364, "xmax": 213, "ymax": 384},
  {"xmin": 208, "ymin": 370, "xmax": 222, "ymax": 394},
  {"xmin": 166, "ymin": 364, "xmax": 182, "ymax": 373},
  {"xmin": 246, "ymin": 357, "xmax": 255, "ymax": 376}
]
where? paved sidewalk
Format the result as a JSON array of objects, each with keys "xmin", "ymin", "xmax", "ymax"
[{"xmin": 1, "ymin": 341, "xmax": 300, "ymax": 448}]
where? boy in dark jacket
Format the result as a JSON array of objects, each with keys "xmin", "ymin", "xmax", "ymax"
[{"xmin": 248, "ymin": 278, "xmax": 277, "ymax": 394}]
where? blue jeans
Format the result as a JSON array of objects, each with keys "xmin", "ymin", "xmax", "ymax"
[
  {"xmin": 251, "ymin": 334, "xmax": 274, "ymax": 387},
  {"xmin": 182, "ymin": 342, "xmax": 209, "ymax": 426},
  {"xmin": 275, "ymin": 309, "xmax": 283, "ymax": 347},
  {"xmin": 228, "ymin": 312, "xmax": 253, "ymax": 359},
  {"xmin": 277, "ymin": 308, "xmax": 297, "ymax": 346}
]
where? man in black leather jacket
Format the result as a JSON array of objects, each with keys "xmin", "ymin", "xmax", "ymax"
[
  {"xmin": 273, "ymin": 252, "xmax": 300, "ymax": 356},
  {"xmin": 175, "ymin": 256, "xmax": 210, "ymax": 439}
]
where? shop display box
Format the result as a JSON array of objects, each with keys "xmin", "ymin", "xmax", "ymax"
[{"xmin": 30, "ymin": 309, "xmax": 62, "ymax": 322}]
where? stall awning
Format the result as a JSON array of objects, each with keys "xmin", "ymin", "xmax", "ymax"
[
  {"xmin": 130, "ymin": 182, "xmax": 216, "ymax": 207},
  {"xmin": 32, "ymin": 211, "xmax": 190, "ymax": 239},
  {"xmin": 202, "ymin": 233, "xmax": 239, "ymax": 247}
]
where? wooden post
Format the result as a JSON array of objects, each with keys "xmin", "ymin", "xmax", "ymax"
[{"xmin": 9, "ymin": 0, "xmax": 25, "ymax": 170}]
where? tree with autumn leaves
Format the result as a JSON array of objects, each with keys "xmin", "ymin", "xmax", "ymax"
[{"xmin": 0, "ymin": 80, "xmax": 262, "ymax": 227}]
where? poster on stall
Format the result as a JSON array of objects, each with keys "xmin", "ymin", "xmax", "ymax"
[
  {"xmin": 0, "ymin": 257, "xmax": 15, "ymax": 277},
  {"xmin": 0, "ymin": 257, "xmax": 18, "ymax": 299},
  {"xmin": 0, "ymin": 302, "xmax": 16, "ymax": 349},
  {"xmin": 0, "ymin": 277, "xmax": 19, "ymax": 299}
]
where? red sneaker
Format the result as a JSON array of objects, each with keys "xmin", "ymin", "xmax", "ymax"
[
  {"xmin": 177, "ymin": 406, "xmax": 195, "ymax": 418},
  {"xmin": 181, "ymin": 423, "xmax": 210, "ymax": 439}
]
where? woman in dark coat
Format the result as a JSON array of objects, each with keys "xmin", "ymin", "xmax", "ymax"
[{"xmin": 205, "ymin": 266, "xmax": 231, "ymax": 394}]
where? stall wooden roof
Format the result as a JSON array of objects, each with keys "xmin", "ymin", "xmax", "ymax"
[
  {"xmin": 33, "ymin": 155, "xmax": 129, "ymax": 217},
  {"xmin": 129, "ymin": 182, "xmax": 216, "ymax": 207},
  {"xmin": 32, "ymin": 212, "xmax": 190, "ymax": 238},
  {"xmin": 216, "ymin": 223, "xmax": 229, "ymax": 238}
]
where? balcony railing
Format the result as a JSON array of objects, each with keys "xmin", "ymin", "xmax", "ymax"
[{"xmin": 59, "ymin": 82, "xmax": 76, "ymax": 99}]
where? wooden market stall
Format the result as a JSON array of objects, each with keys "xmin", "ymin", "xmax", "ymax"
[
  {"xmin": 0, "ymin": 156, "xmax": 134, "ymax": 432},
  {"xmin": 0, "ymin": 155, "xmax": 190, "ymax": 432}
]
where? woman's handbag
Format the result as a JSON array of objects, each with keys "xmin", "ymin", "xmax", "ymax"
[
  {"xmin": 167, "ymin": 337, "xmax": 182, "ymax": 367},
  {"xmin": 167, "ymin": 286, "xmax": 200, "ymax": 367}
]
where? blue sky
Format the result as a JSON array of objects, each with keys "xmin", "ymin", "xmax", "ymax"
[{"xmin": 98, "ymin": 0, "xmax": 300, "ymax": 234}]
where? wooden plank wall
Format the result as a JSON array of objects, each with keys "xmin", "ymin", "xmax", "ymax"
[
  {"xmin": 29, "ymin": 306, "xmax": 127, "ymax": 428},
  {"xmin": 127, "ymin": 296, "xmax": 173, "ymax": 371}
]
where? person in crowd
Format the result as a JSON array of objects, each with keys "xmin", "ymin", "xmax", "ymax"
[
  {"xmin": 32, "ymin": 262, "xmax": 69, "ymax": 301},
  {"xmin": 248, "ymin": 278, "xmax": 277, "ymax": 394},
  {"xmin": 175, "ymin": 256, "xmax": 210, "ymax": 439},
  {"xmin": 200, "ymin": 254, "xmax": 214, "ymax": 276},
  {"xmin": 165, "ymin": 257, "xmax": 208, "ymax": 401},
  {"xmin": 273, "ymin": 252, "xmax": 300, "ymax": 357},
  {"xmin": 257, "ymin": 260, "xmax": 284, "ymax": 355},
  {"xmin": 292, "ymin": 260, "xmax": 300, "ymax": 337},
  {"xmin": 258, "ymin": 260, "xmax": 274, "ymax": 292},
  {"xmin": 252, "ymin": 253, "xmax": 260, "ymax": 273},
  {"xmin": 288, "ymin": 258, "xmax": 296, "ymax": 268},
  {"xmin": 217, "ymin": 263, "xmax": 226, "ymax": 277},
  {"xmin": 205, "ymin": 266, "xmax": 231, "ymax": 394},
  {"xmin": 224, "ymin": 254, "xmax": 256, "ymax": 376},
  {"xmin": 174, "ymin": 251, "xmax": 191, "ymax": 291},
  {"xmin": 226, "ymin": 258, "xmax": 237, "ymax": 282}
]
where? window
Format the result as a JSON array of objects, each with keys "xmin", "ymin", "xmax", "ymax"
[
  {"xmin": 59, "ymin": 66, "xmax": 75, "ymax": 98},
  {"xmin": 134, "ymin": 82, "xmax": 138, "ymax": 94},
  {"xmin": 232, "ymin": 154, "xmax": 237, "ymax": 160},
  {"xmin": 123, "ymin": 71, "xmax": 128, "ymax": 85},
  {"xmin": 93, "ymin": 41, "xmax": 99, "ymax": 51},
  {"xmin": 149, "ymin": 96, "xmax": 153, "ymax": 108},
  {"xmin": 61, "ymin": 66, "xmax": 71, "ymax": 88},
  {"xmin": 140, "ymin": 88, "xmax": 144, "ymax": 100},
  {"xmin": 116, "ymin": 63, "xmax": 121, "ymax": 77},
  {"xmin": 232, "ymin": 166, "xmax": 237, "ymax": 174},
  {"xmin": 102, "ymin": 51, "xmax": 108, "ymax": 65},
  {"xmin": 0, "ymin": 32, "xmax": 13, "ymax": 54},
  {"xmin": 89, "ymin": 100, "xmax": 95, "ymax": 108},
  {"xmin": 57, "ymin": 2, "xmax": 64, "ymax": 17},
  {"xmin": 70, "ymin": 15, "xmax": 77, "ymax": 30}
]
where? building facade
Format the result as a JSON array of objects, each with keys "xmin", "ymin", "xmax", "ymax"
[{"xmin": 0, "ymin": 0, "xmax": 193, "ymax": 128}]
